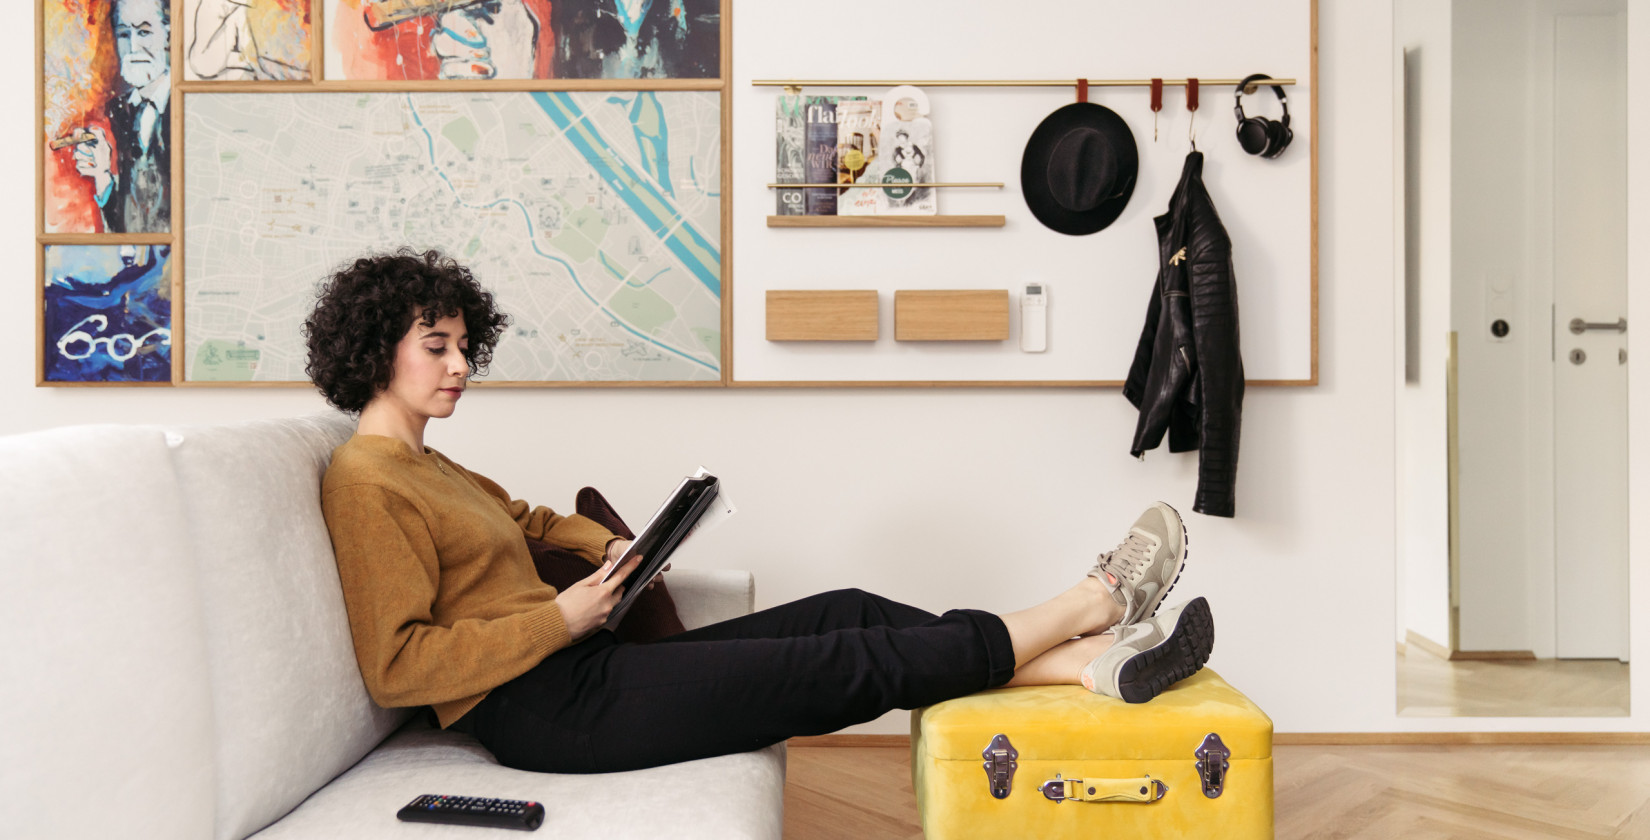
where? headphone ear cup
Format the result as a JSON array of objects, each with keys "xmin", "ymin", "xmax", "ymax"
[
  {"xmin": 1237, "ymin": 118, "xmax": 1270, "ymax": 155},
  {"xmin": 1265, "ymin": 121, "xmax": 1294, "ymax": 158},
  {"xmin": 1260, "ymin": 119, "xmax": 1286, "ymax": 157}
]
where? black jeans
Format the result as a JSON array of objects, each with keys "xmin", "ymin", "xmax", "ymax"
[{"xmin": 451, "ymin": 588, "xmax": 1016, "ymax": 773}]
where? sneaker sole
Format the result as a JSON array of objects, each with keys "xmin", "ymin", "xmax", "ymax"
[
  {"xmin": 1116, "ymin": 596, "xmax": 1214, "ymax": 704},
  {"xmin": 1137, "ymin": 502, "xmax": 1190, "ymax": 622}
]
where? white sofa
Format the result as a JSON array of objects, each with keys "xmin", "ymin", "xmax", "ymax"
[{"xmin": 0, "ymin": 413, "xmax": 785, "ymax": 839}]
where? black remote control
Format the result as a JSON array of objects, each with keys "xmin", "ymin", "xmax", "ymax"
[{"xmin": 396, "ymin": 794, "xmax": 545, "ymax": 831}]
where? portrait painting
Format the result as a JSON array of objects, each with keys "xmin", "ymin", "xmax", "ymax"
[
  {"xmin": 43, "ymin": 0, "xmax": 172, "ymax": 234},
  {"xmin": 183, "ymin": 0, "xmax": 313, "ymax": 80},
  {"xmin": 43, "ymin": 245, "xmax": 173, "ymax": 384},
  {"xmin": 328, "ymin": 0, "xmax": 719, "ymax": 80}
]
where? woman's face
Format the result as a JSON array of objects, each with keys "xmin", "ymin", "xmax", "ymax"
[{"xmin": 375, "ymin": 311, "xmax": 470, "ymax": 422}]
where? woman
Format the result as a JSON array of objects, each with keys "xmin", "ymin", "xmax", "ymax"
[{"xmin": 305, "ymin": 249, "xmax": 1214, "ymax": 774}]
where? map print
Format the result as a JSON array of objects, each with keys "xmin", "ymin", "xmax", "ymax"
[{"xmin": 184, "ymin": 91, "xmax": 722, "ymax": 382}]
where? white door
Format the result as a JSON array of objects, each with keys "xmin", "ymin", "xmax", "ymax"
[{"xmin": 1552, "ymin": 13, "xmax": 1629, "ymax": 661}]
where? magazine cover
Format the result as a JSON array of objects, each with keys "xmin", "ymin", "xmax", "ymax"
[
  {"xmin": 836, "ymin": 100, "xmax": 883, "ymax": 216},
  {"xmin": 874, "ymin": 85, "xmax": 937, "ymax": 215},
  {"xmin": 804, "ymin": 96, "xmax": 852, "ymax": 215},
  {"xmin": 776, "ymin": 92, "xmax": 806, "ymax": 215}
]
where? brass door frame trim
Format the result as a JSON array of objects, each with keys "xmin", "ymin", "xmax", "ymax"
[{"xmin": 1446, "ymin": 330, "xmax": 1461, "ymax": 653}]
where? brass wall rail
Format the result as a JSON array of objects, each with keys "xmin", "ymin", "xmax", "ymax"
[{"xmin": 752, "ymin": 78, "xmax": 1297, "ymax": 88}]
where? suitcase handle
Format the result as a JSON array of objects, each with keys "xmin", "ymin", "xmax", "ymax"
[{"xmin": 1039, "ymin": 774, "xmax": 1168, "ymax": 804}]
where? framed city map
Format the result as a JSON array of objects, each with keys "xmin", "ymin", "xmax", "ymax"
[{"xmin": 184, "ymin": 91, "xmax": 723, "ymax": 383}]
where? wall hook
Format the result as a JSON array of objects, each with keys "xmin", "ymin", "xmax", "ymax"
[
  {"xmin": 1186, "ymin": 77, "xmax": 1200, "ymax": 151},
  {"xmin": 1151, "ymin": 78, "xmax": 1164, "ymax": 141}
]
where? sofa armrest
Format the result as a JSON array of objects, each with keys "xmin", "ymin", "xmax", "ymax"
[{"xmin": 666, "ymin": 569, "xmax": 754, "ymax": 630}]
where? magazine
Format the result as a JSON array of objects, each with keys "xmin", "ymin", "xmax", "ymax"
[
  {"xmin": 805, "ymin": 96, "xmax": 861, "ymax": 215},
  {"xmin": 775, "ymin": 92, "xmax": 806, "ymax": 215},
  {"xmin": 836, "ymin": 100, "xmax": 882, "ymax": 216},
  {"xmin": 601, "ymin": 467, "xmax": 737, "ymax": 630}
]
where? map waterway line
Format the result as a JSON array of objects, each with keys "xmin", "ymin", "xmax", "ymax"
[
  {"xmin": 404, "ymin": 95, "xmax": 718, "ymax": 372},
  {"xmin": 530, "ymin": 92, "xmax": 721, "ymax": 297}
]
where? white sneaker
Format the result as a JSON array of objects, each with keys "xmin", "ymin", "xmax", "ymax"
[
  {"xmin": 1080, "ymin": 597, "xmax": 1214, "ymax": 703},
  {"xmin": 1089, "ymin": 502, "xmax": 1188, "ymax": 627}
]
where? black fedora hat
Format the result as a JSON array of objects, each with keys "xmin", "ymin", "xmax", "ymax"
[{"xmin": 1021, "ymin": 102, "xmax": 1139, "ymax": 236}]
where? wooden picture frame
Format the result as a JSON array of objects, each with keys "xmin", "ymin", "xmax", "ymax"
[{"xmin": 38, "ymin": 0, "xmax": 733, "ymax": 387}]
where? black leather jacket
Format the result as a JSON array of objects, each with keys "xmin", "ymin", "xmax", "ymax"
[{"xmin": 1123, "ymin": 152, "xmax": 1244, "ymax": 517}]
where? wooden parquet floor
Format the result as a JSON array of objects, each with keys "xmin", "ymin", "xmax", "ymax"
[
  {"xmin": 1397, "ymin": 648, "xmax": 1630, "ymax": 717},
  {"xmin": 784, "ymin": 743, "xmax": 1650, "ymax": 839}
]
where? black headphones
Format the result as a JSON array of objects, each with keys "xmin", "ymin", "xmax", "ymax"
[{"xmin": 1234, "ymin": 74, "xmax": 1292, "ymax": 159}]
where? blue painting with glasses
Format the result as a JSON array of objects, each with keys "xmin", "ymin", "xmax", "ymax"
[{"xmin": 43, "ymin": 244, "xmax": 172, "ymax": 383}]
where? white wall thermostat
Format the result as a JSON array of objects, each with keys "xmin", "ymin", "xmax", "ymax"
[{"xmin": 1020, "ymin": 282, "xmax": 1047, "ymax": 352}]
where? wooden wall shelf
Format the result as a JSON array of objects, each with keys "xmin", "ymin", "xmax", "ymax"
[
  {"xmin": 766, "ymin": 215, "xmax": 1006, "ymax": 228},
  {"xmin": 766, "ymin": 290, "xmax": 880, "ymax": 341},
  {"xmin": 894, "ymin": 290, "xmax": 1010, "ymax": 341}
]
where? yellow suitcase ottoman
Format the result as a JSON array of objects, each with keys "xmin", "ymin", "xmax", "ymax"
[{"xmin": 911, "ymin": 669, "xmax": 1272, "ymax": 839}]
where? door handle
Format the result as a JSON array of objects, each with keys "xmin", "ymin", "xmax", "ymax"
[{"xmin": 1569, "ymin": 317, "xmax": 1626, "ymax": 335}]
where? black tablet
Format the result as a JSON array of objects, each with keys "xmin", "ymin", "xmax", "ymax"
[{"xmin": 599, "ymin": 473, "xmax": 719, "ymax": 630}]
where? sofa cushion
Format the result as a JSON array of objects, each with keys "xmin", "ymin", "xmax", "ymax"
[
  {"xmin": 165, "ymin": 413, "xmax": 412, "ymax": 840},
  {"xmin": 0, "ymin": 424, "xmax": 216, "ymax": 840},
  {"xmin": 245, "ymin": 719, "xmax": 786, "ymax": 840}
]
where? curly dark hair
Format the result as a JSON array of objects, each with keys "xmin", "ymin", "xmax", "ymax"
[{"xmin": 303, "ymin": 249, "xmax": 510, "ymax": 414}]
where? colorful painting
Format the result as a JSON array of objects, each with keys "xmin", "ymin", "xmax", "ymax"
[
  {"xmin": 43, "ymin": 0, "xmax": 171, "ymax": 234},
  {"xmin": 328, "ymin": 0, "xmax": 719, "ymax": 81},
  {"xmin": 43, "ymin": 245, "xmax": 173, "ymax": 383},
  {"xmin": 183, "ymin": 0, "xmax": 313, "ymax": 80}
]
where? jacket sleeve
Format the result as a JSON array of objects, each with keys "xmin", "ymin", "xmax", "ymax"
[
  {"xmin": 1123, "ymin": 275, "xmax": 1162, "ymax": 410},
  {"xmin": 1130, "ymin": 267, "xmax": 1197, "ymax": 458},
  {"xmin": 1187, "ymin": 254, "xmax": 1244, "ymax": 517},
  {"xmin": 461, "ymin": 467, "xmax": 615, "ymax": 566},
  {"xmin": 322, "ymin": 483, "xmax": 572, "ymax": 709}
]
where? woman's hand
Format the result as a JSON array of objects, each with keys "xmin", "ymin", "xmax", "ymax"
[
  {"xmin": 557, "ymin": 553, "xmax": 642, "ymax": 641},
  {"xmin": 605, "ymin": 539, "xmax": 670, "ymax": 590}
]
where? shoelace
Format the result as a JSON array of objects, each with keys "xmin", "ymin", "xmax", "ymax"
[{"xmin": 1096, "ymin": 531, "xmax": 1152, "ymax": 586}]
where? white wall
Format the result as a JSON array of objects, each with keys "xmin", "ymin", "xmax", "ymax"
[
  {"xmin": 10, "ymin": 0, "xmax": 1648, "ymax": 734},
  {"xmin": 1395, "ymin": 0, "xmax": 1455, "ymax": 653}
]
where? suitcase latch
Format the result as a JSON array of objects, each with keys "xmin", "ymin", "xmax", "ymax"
[
  {"xmin": 981, "ymin": 733, "xmax": 1018, "ymax": 799},
  {"xmin": 1195, "ymin": 732, "xmax": 1231, "ymax": 798}
]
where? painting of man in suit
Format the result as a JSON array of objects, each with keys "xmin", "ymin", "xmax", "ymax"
[{"xmin": 69, "ymin": 0, "xmax": 171, "ymax": 233}]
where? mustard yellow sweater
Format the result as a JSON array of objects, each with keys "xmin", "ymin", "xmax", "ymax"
[{"xmin": 320, "ymin": 434, "xmax": 615, "ymax": 727}]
